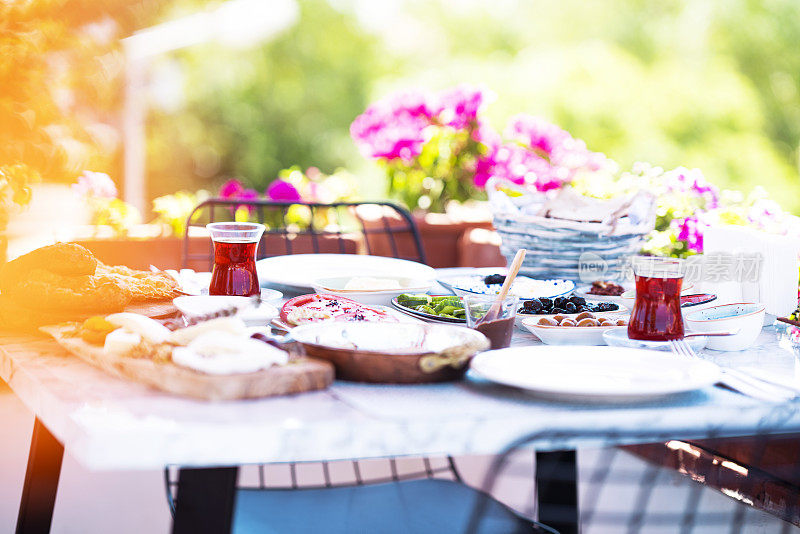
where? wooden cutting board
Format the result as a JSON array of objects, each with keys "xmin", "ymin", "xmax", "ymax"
[{"xmin": 41, "ymin": 324, "xmax": 334, "ymax": 401}]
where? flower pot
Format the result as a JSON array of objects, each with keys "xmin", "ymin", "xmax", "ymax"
[
  {"xmin": 356, "ymin": 205, "xmax": 503, "ymax": 268},
  {"xmin": 75, "ymin": 232, "xmax": 365, "ymax": 272}
]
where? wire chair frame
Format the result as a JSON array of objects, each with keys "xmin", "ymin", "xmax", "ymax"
[
  {"xmin": 464, "ymin": 428, "xmax": 800, "ymax": 534},
  {"xmin": 165, "ymin": 456, "xmax": 463, "ymax": 517},
  {"xmin": 181, "ymin": 199, "xmax": 427, "ymax": 270}
]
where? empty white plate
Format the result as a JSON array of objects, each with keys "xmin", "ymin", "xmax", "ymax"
[
  {"xmin": 256, "ymin": 254, "xmax": 436, "ymax": 290},
  {"xmin": 470, "ymin": 345, "xmax": 719, "ymax": 402}
]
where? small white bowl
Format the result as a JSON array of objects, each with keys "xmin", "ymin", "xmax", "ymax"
[
  {"xmin": 521, "ymin": 315, "xmax": 628, "ymax": 345},
  {"xmin": 515, "ymin": 303, "xmax": 628, "ymax": 330},
  {"xmin": 173, "ymin": 295, "xmax": 279, "ymax": 327},
  {"xmin": 684, "ymin": 302, "xmax": 765, "ymax": 351},
  {"xmin": 311, "ymin": 276, "xmax": 433, "ymax": 306}
]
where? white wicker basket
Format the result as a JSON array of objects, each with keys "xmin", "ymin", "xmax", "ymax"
[{"xmin": 487, "ymin": 178, "xmax": 655, "ymax": 282}]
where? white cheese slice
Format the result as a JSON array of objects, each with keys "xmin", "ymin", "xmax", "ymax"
[
  {"xmin": 105, "ymin": 313, "xmax": 171, "ymax": 344},
  {"xmin": 169, "ymin": 317, "xmax": 249, "ymax": 346},
  {"xmin": 171, "ymin": 331, "xmax": 288, "ymax": 375},
  {"xmin": 103, "ymin": 328, "xmax": 142, "ymax": 357}
]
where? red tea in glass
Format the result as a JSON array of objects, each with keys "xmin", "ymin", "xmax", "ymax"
[
  {"xmin": 627, "ymin": 257, "xmax": 684, "ymax": 341},
  {"xmin": 207, "ymin": 223, "xmax": 265, "ymax": 296}
]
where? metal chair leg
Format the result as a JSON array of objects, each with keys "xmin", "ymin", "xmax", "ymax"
[
  {"xmin": 536, "ymin": 450, "xmax": 579, "ymax": 534},
  {"xmin": 16, "ymin": 418, "xmax": 64, "ymax": 534},
  {"xmin": 172, "ymin": 466, "xmax": 238, "ymax": 534}
]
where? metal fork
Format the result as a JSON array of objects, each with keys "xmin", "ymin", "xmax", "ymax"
[{"xmin": 669, "ymin": 338, "xmax": 797, "ymax": 403}]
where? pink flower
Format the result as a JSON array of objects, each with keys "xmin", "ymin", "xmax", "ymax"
[
  {"xmin": 389, "ymin": 89, "xmax": 440, "ymax": 119},
  {"xmin": 350, "ymin": 104, "xmax": 430, "ymax": 161},
  {"xmin": 72, "ymin": 171, "xmax": 117, "ymax": 198},
  {"xmin": 219, "ymin": 179, "xmax": 245, "ymax": 199},
  {"xmin": 350, "ymin": 86, "xmax": 492, "ymax": 162},
  {"xmin": 474, "ymin": 143, "xmax": 564, "ymax": 191},
  {"xmin": 663, "ymin": 167, "xmax": 719, "ymax": 209},
  {"xmin": 437, "ymin": 85, "xmax": 488, "ymax": 129},
  {"xmin": 505, "ymin": 115, "xmax": 571, "ymax": 157},
  {"xmin": 673, "ymin": 215, "xmax": 707, "ymax": 253},
  {"xmin": 267, "ymin": 179, "xmax": 302, "ymax": 202}
]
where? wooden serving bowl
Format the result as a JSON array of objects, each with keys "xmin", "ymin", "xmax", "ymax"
[{"xmin": 289, "ymin": 322, "xmax": 490, "ymax": 383}]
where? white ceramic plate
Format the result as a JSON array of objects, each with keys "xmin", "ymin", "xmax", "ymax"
[
  {"xmin": 256, "ymin": 254, "xmax": 436, "ymax": 290},
  {"xmin": 173, "ymin": 295, "xmax": 279, "ymax": 327},
  {"xmin": 312, "ymin": 276, "xmax": 433, "ymax": 306},
  {"xmin": 521, "ymin": 315, "xmax": 628, "ymax": 345},
  {"xmin": 602, "ymin": 328, "xmax": 708, "ymax": 351},
  {"xmin": 439, "ymin": 274, "xmax": 575, "ymax": 300},
  {"xmin": 470, "ymin": 345, "xmax": 720, "ymax": 402}
]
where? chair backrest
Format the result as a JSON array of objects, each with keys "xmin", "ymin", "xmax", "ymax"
[{"xmin": 181, "ymin": 199, "xmax": 427, "ymax": 270}]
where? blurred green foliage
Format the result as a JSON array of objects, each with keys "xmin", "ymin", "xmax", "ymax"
[
  {"xmin": 147, "ymin": 0, "xmax": 386, "ymax": 199},
  {"xmin": 147, "ymin": 0, "xmax": 800, "ymax": 212}
]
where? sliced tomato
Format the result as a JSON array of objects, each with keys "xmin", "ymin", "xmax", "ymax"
[
  {"xmin": 280, "ymin": 293, "xmax": 395, "ymax": 326},
  {"xmin": 280, "ymin": 294, "xmax": 362, "ymax": 325}
]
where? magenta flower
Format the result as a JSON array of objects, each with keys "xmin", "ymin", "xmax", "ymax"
[
  {"xmin": 663, "ymin": 167, "xmax": 719, "ymax": 209},
  {"xmin": 505, "ymin": 115, "xmax": 571, "ymax": 157},
  {"xmin": 350, "ymin": 105, "xmax": 430, "ymax": 161},
  {"xmin": 437, "ymin": 85, "xmax": 487, "ymax": 129},
  {"xmin": 350, "ymin": 86, "xmax": 492, "ymax": 162},
  {"xmin": 219, "ymin": 179, "xmax": 245, "ymax": 199},
  {"xmin": 474, "ymin": 143, "xmax": 565, "ymax": 191},
  {"xmin": 267, "ymin": 179, "xmax": 302, "ymax": 202},
  {"xmin": 73, "ymin": 171, "xmax": 117, "ymax": 198},
  {"xmin": 673, "ymin": 215, "xmax": 707, "ymax": 253},
  {"xmin": 389, "ymin": 89, "xmax": 440, "ymax": 120}
]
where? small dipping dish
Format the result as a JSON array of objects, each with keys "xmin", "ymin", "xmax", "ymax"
[
  {"xmin": 684, "ymin": 302, "xmax": 765, "ymax": 351},
  {"xmin": 464, "ymin": 295, "xmax": 517, "ymax": 350}
]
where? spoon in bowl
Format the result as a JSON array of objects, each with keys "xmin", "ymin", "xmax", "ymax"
[{"xmin": 485, "ymin": 248, "xmax": 526, "ymax": 322}]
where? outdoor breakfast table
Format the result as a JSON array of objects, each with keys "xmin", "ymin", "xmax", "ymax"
[{"xmin": 3, "ymin": 268, "xmax": 800, "ymax": 534}]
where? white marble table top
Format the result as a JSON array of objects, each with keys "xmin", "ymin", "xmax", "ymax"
[{"xmin": 2, "ymin": 269, "xmax": 800, "ymax": 471}]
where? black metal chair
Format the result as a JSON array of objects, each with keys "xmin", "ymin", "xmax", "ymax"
[
  {"xmin": 181, "ymin": 199, "xmax": 427, "ymax": 271},
  {"xmin": 468, "ymin": 428, "xmax": 800, "ymax": 534},
  {"xmin": 171, "ymin": 198, "xmax": 557, "ymax": 533}
]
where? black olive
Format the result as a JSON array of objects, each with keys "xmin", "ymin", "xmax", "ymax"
[
  {"xmin": 551, "ymin": 307, "xmax": 565, "ymax": 314},
  {"xmin": 539, "ymin": 298, "xmax": 552, "ymax": 309},
  {"xmin": 553, "ymin": 297, "xmax": 567, "ymax": 308},
  {"xmin": 483, "ymin": 274, "xmax": 506, "ymax": 285},
  {"xmin": 565, "ymin": 302, "xmax": 577, "ymax": 313},
  {"xmin": 570, "ymin": 296, "xmax": 586, "ymax": 306}
]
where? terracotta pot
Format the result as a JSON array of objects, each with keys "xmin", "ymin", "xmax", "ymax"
[
  {"xmin": 357, "ymin": 206, "xmax": 503, "ymax": 268},
  {"xmin": 75, "ymin": 232, "xmax": 364, "ymax": 271}
]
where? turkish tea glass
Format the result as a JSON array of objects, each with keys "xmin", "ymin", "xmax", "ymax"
[
  {"xmin": 207, "ymin": 222, "xmax": 265, "ymax": 296},
  {"xmin": 627, "ymin": 256, "xmax": 684, "ymax": 341}
]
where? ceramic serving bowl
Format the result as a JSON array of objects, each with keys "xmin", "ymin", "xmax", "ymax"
[
  {"xmin": 311, "ymin": 276, "xmax": 433, "ymax": 306},
  {"xmin": 684, "ymin": 302, "xmax": 765, "ymax": 351},
  {"xmin": 521, "ymin": 315, "xmax": 628, "ymax": 345},
  {"xmin": 289, "ymin": 322, "xmax": 489, "ymax": 383},
  {"xmin": 514, "ymin": 303, "xmax": 628, "ymax": 329}
]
